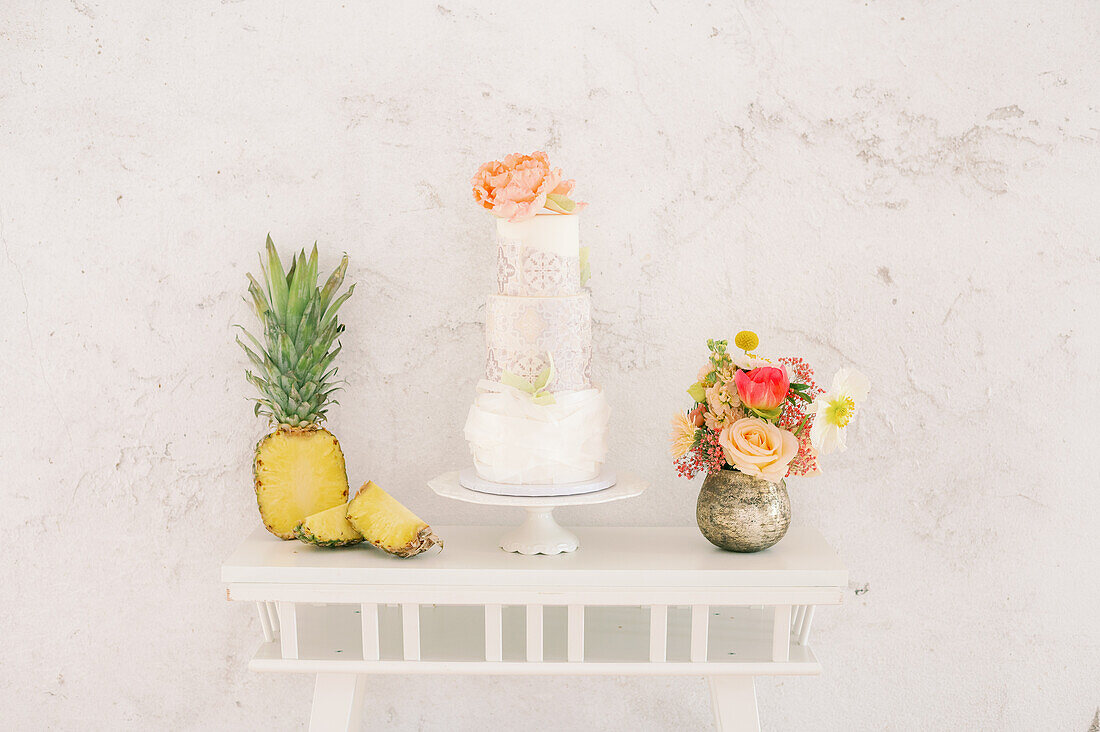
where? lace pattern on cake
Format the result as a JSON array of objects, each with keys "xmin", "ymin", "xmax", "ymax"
[
  {"xmin": 485, "ymin": 346, "xmax": 592, "ymax": 392},
  {"xmin": 497, "ymin": 241, "xmax": 581, "ymax": 296},
  {"xmin": 484, "ymin": 292, "xmax": 592, "ymax": 392},
  {"xmin": 486, "ymin": 294, "xmax": 591, "ymax": 347}
]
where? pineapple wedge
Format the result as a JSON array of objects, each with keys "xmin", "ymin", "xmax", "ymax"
[
  {"xmin": 294, "ymin": 503, "xmax": 363, "ymax": 547},
  {"xmin": 254, "ymin": 428, "xmax": 349, "ymax": 539},
  {"xmin": 346, "ymin": 481, "xmax": 441, "ymax": 557}
]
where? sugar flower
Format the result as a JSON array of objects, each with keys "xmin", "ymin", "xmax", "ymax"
[
  {"xmin": 809, "ymin": 368, "xmax": 870, "ymax": 454},
  {"xmin": 471, "ymin": 151, "xmax": 586, "ymax": 222},
  {"xmin": 719, "ymin": 417, "xmax": 799, "ymax": 482}
]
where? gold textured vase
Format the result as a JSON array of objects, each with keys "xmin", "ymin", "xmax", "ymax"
[{"xmin": 696, "ymin": 469, "xmax": 790, "ymax": 552}]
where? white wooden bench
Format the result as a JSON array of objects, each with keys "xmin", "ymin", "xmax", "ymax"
[{"xmin": 223, "ymin": 525, "xmax": 847, "ymax": 731}]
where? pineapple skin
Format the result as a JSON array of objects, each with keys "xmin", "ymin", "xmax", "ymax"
[
  {"xmin": 254, "ymin": 427, "xmax": 349, "ymax": 539},
  {"xmin": 294, "ymin": 503, "xmax": 363, "ymax": 547},
  {"xmin": 294, "ymin": 526, "xmax": 361, "ymax": 548},
  {"xmin": 346, "ymin": 481, "xmax": 442, "ymax": 558}
]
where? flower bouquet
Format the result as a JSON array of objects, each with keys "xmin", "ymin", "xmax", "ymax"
[{"xmin": 672, "ymin": 332, "xmax": 868, "ymax": 551}]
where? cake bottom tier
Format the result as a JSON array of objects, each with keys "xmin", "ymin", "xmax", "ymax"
[{"xmin": 463, "ymin": 380, "xmax": 609, "ymax": 485}]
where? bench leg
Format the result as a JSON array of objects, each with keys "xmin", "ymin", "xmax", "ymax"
[
  {"xmin": 708, "ymin": 676, "xmax": 760, "ymax": 732},
  {"xmin": 308, "ymin": 673, "xmax": 366, "ymax": 732}
]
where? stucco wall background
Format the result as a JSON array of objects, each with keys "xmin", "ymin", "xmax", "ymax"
[{"xmin": 2, "ymin": 2, "xmax": 1098, "ymax": 729}]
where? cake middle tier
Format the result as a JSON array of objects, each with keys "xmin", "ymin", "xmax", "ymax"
[{"xmin": 484, "ymin": 293, "xmax": 592, "ymax": 392}]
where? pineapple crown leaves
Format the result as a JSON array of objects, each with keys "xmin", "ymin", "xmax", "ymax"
[{"xmin": 237, "ymin": 235, "xmax": 354, "ymax": 428}]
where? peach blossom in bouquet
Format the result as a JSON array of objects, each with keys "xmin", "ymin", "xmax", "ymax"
[
  {"xmin": 471, "ymin": 151, "xmax": 587, "ymax": 222},
  {"xmin": 704, "ymin": 383, "xmax": 741, "ymax": 431}
]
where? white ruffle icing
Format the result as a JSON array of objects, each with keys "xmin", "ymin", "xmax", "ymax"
[{"xmin": 463, "ymin": 380, "xmax": 609, "ymax": 485}]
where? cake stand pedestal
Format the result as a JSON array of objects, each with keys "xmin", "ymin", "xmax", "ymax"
[{"xmin": 428, "ymin": 471, "xmax": 647, "ymax": 555}]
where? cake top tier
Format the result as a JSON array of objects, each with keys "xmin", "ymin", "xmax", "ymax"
[
  {"xmin": 496, "ymin": 215, "xmax": 583, "ymax": 297},
  {"xmin": 497, "ymin": 214, "xmax": 579, "ymax": 256}
]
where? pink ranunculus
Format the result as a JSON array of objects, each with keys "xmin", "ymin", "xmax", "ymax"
[
  {"xmin": 471, "ymin": 151, "xmax": 586, "ymax": 222},
  {"xmin": 734, "ymin": 366, "xmax": 789, "ymax": 412}
]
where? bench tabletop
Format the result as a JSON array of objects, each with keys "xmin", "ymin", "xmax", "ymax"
[{"xmin": 222, "ymin": 525, "xmax": 848, "ymax": 589}]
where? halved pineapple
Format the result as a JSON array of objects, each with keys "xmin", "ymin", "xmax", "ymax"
[
  {"xmin": 239, "ymin": 240, "xmax": 356, "ymax": 540},
  {"xmin": 294, "ymin": 503, "xmax": 363, "ymax": 547},
  {"xmin": 254, "ymin": 427, "xmax": 349, "ymax": 539},
  {"xmin": 346, "ymin": 481, "xmax": 441, "ymax": 557}
]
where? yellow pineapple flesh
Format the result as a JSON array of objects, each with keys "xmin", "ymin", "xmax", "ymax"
[
  {"xmin": 254, "ymin": 427, "xmax": 349, "ymax": 539},
  {"xmin": 294, "ymin": 503, "xmax": 362, "ymax": 547},
  {"xmin": 346, "ymin": 481, "xmax": 441, "ymax": 557}
]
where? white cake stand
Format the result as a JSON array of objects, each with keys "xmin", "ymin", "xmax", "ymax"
[
  {"xmin": 459, "ymin": 468, "xmax": 618, "ymax": 497},
  {"xmin": 428, "ymin": 470, "xmax": 648, "ymax": 555}
]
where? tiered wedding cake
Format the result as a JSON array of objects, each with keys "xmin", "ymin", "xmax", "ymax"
[{"xmin": 463, "ymin": 152, "xmax": 610, "ymax": 488}]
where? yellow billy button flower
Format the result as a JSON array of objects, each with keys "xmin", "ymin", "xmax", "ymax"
[
  {"xmin": 734, "ymin": 330, "xmax": 759, "ymax": 352},
  {"xmin": 810, "ymin": 369, "xmax": 870, "ymax": 455}
]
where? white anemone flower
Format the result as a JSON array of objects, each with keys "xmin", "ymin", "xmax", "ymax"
[{"xmin": 810, "ymin": 369, "xmax": 870, "ymax": 455}]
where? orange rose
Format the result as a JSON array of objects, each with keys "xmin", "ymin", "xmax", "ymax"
[{"xmin": 719, "ymin": 417, "xmax": 799, "ymax": 482}]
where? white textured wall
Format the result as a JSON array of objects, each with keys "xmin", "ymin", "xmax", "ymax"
[{"xmin": 3, "ymin": 2, "xmax": 1098, "ymax": 729}]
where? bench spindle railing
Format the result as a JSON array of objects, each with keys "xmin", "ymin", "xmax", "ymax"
[
  {"xmin": 361, "ymin": 603, "xmax": 379, "ymax": 661},
  {"xmin": 267, "ymin": 600, "xmax": 825, "ymax": 665},
  {"xmin": 649, "ymin": 605, "xmax": 667, "ymax": 662},
  {"xmin": 797, "ymin": 605, "xmax": 816, "ymax": 646},
  {"xmin": 256, "ymin": 601, "xmax": 274, "ymax": 642},
  {"xmin": 526, "ymin": 605, "xmax": 543, "ymax": 662},
  {"xmin": 484, "ymin": 604, "xmax": 502, "ymax": 661},
  {"xmin": 772, "ymin": 605, "xmax": 791, "ymax": 661},
  {"xmin": 277, "ymin": 601, "xmax": 298, "ymax": 659},
  {"xmin": 401, "ymin": 604, "xmax": 420, "ymax": 661},
  {"xmin": 266, "ymin": 601, "xmax": 279, "ymax": 634},
  {"xmin": 691, "ymin": 605, "xmax": 709, "ymax": 662}
]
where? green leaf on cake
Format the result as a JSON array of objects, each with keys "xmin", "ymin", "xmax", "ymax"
[
  {"xmin": 532, "ymin": 364, "xmax": 553, "ymax": 392},
  {"xmin": 545, "ymin": 193, "xmax": 576, "ymax": 214},
  {"xmin": 501, "ymin": 354, "xmax": 557, "ymax": 405},
  {"xmin": 579, "ymin": 246, "xmax": 591, "ymax": 286},
  {"xmin": 501, "ymin": 371, "xmax": 533, "ymax": 393}
]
